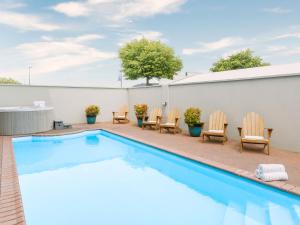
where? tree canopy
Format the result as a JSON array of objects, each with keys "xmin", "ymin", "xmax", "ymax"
[
  {"xmin": 0, "ymin": 77, "xmax": 21, "ymax": 84},
  {"xmin": 210, "ymin": 49, "xmax": 270, "ymax": 72},
  {"xmin": 119, "ymin": 38, "xmax": 182, "ymax": 85}
]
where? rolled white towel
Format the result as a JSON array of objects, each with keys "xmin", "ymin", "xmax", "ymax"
[
  {"xmin": 257, "ymin": 164, "xmax": 285, "ymax": 174},
  {"xmin": 255, "ymin": 169, "xmax": 261, "ymax": 179},
  {"xmin": 259, "ymin": 171, "xmax": 288, "ymax": 182}
]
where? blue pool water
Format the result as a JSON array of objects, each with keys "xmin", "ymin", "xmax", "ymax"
[{"xmin": 13, "ymin": 130, "xmax": 300, "ymax": 225}]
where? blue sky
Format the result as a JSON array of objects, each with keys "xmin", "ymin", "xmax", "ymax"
[{"xmin": 0, "ymin": 0, "xmax": 300, "ymax": 87}]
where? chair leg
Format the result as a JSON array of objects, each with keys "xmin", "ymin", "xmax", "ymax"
[
  {"xmin": 267, "ymin": 144, "xmax": 270, "ymax": 155},
  {"xmin": 240, "ymin": 142, "xmax": 243, "ymax": 153},
  {"xmin": 113, "ymin": 118, "xmax": 115, "ymax": 124},
  {"xmin": 202, "ymin": 134, "xmax": 205, "ymax": 142}
]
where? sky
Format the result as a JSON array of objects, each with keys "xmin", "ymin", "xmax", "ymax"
[{"xmin": 0, "ymin": 0, "xmax": 300, "ymax": 87}]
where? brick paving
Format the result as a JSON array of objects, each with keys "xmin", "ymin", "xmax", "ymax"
[
  {"xmin": 1, "ymin": 121, "xmax": 300, "ymax": 224},
  {"xmin": 0, "ymin": 137, "xmax": 25, "ymax": 225}
]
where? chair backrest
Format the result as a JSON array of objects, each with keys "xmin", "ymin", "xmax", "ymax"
[
  {"xmin": 167, "ymin": 109, "xmax": 180, "ymax": 124},
  {"xmin": 208, "ymin": 111, "xmax": 227, "ymax": 131},
  {"xmin": 148, "ymin": 108, "xmax": 162, "ymax": 121},
  {"xmin": 118, "ymin": 105, "xmax": 128, "ymax": 116},
  {"xmin": 242, "ymin": 112, "xmax": 265, "ymax": 137}
]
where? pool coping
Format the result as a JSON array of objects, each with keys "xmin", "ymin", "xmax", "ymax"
[
  {"xmin": 0, "ymin": 136, "xmax": 26, "ymax": 225},
  {"xmin": 1, "ymin": 128, "xmax": 300, "ymax": 224}
]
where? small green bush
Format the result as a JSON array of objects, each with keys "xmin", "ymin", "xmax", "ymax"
[
  {"xmin": 85, "ymin": 105, "xmax": 100, "ymax": 117},
  {"xmin": 134, "ymin": 104, "xmax": 148, "ymax": 119},
  {"xmin": 184, "ymin": 107, "xmax": 201, "ymax": 127}
]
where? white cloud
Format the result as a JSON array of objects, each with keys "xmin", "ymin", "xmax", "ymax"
[
  {"xmin": 0, "ymin": 0, "xmax": 26, "ymax": 9},
  {"xmin": 13, "ymin": 35, "xmax": 116, "ymax": 76},
  {"xmin": 52, "ymin": 1, "xmax": 90, "ymax": 17},
  {"xmin": 182, "ymin": 37, "xmax": 243, "ymax": 55},
  {"xmin": 118, "ymin": 30, "xmax": 166, "ymax": 46},
  {"xmin": 266, "ymin": 45, "xmax": 288, "ymax": 52},
  {"xmin": 65, "ymin": 34, "xmax": 105, "ymax": 42},
  {"xmin": 263, "ymin": 7, "xmax": 292, "ymax": 14},
  {"xmin": 0, "ymin": 10, "xmax": 61, "ymax": 31},
  {"xmin": 52, "ymin": 0, "xmax": 186, "ymax": 22},
  {"xmin": 274, "ymin": 32, "xmax": 300, "ymax": 40}
]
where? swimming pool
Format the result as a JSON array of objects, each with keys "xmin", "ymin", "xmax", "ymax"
[{"xmin": 13, "ymin": 130, "xmax": 300, "ymax": 225}]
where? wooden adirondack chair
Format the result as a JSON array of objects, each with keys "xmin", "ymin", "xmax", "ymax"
[
  {"xmin": 202, "ymin": 111, "xmax": 228, "ymax": 144},
  {"xmin": 159, "ymin": 109, "xmax": 180, "ymax": 134},
  {"xmin": 112, "ymin": 105, "xmax": 129, "ymax": 124},
  {"xmin": 142, "ymin": 108, "xmax": 162, "ymax": 130},
  {"xmin": 238, "ymin": 112, "xmax": 273, "ymax": 155}
]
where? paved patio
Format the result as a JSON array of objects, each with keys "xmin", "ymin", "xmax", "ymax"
[{"xmin": 1, "ymin": 121, "xmax": 300, "ymax": 224}]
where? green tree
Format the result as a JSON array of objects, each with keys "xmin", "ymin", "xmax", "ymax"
[
  {"xmin": 0, "ymin": 77, "xmax": 21, "ymax": 84},
  {"xmin": 210, "ymin": 49, "xmax": 270, "ymax": 72},
  {"xmin": 119, "ymin": 38, "xmax": 183, "ymax": 85}
]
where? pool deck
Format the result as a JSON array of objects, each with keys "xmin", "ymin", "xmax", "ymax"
[{"xmin": 1, "ymin": 122, "xmax": 300, "ymax": 224}]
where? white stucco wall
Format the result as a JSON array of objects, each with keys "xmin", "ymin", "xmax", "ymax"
[
  {"xmin": 0, "ymin": 85, "xmax": 128, "ymax": 124},
  {"xmin": 128, "ymin": 86, "xmax": 164, "ymax": 121},
  {"xmin": 127, "ymin": 75, "xmax": 300, "ymax": 152},
  {"xmin": 169, "ymin": 76, "xmax": 300, "ymax": 152},
  {"xmin": 1, "ymin": 73, "xmax": 300, "ymax": 152}
]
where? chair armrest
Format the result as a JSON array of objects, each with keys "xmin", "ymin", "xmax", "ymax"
[
  {"xmin": 224, "ymin": 123, "xmax": 228, "ymax": 128},
  {"xmin": 175, "ymin": 117, "xmax": 179, "ymax": 125},
  {"xmin": 237, "ymin": 127, "xmax": 242, "ymax": 136},
  {"xmin": 125, "ymin": 112, "xmax": 128, "ymax": 117},
  {"xmin": 224, "ymin": 123, "xmax": 228, "ymax": 133},
  {"xmin": 200, "ymin": 122, "xmax": 204, "ymax": 129},
  {"xmin": 265, "ymin": 128, "xmax": 273, "ymax": 139}
]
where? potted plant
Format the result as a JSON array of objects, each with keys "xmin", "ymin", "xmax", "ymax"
[
  {"xmin": 85, "ymin": 105, "xmax": 100, "ymax": 124},
  {"xmin": 184, "ymin": 107, "xmax": 202, "ymax": 137},
  {"xmin": 134, "ymin": 104, "xmax": 148, "ymax": 127}
]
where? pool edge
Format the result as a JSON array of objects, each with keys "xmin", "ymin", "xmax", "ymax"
[
  {"xmin": 100, "ymin": 128, "xmax": 300, "ymax": 197},
  {"xmin": 30, "ymin": 127, "xmax": 300, "ymax": 196},
  {"xmin": 0, "ymin": 136, "xmax": 26, "ymax": 225}
]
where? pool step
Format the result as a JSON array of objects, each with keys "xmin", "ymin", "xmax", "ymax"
[
  {"xmin": 223, "ymin": 202, "xmax": 244, "ymax": 225},
  {"xmin": 292, "ymin": 205, "xmax": 300, "ymax": 224},
  {"xmin": 244, "ymin": 202, "xmax": 267, "ymax": 225},
  {"xmin": 268, "ymin": 202, "xmax": 294, "ymax": 225}
]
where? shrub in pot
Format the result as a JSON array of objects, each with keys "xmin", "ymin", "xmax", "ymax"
[
  {"xmin": 134, "ymin": 104, "xmax": 148, "ymax": 127},
  {"xmin": 184, "ymin": 107, "xmax": 202, "ymax": 137},
  {"xmin": 85, "ymin": 105, "xmax": 100, "ymax": 124}
]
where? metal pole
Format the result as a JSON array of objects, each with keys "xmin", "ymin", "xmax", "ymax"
[
  {"xmin": 28, "ymin": 65, "xmax": 32, "ymax": 85},
  {"xmin": 121, "ymin": 74, "xmax": 123, "ymax": 88}
]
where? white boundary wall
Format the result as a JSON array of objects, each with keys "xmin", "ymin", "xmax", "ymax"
[
  {"xmin": 1, "ymin": 73, "xmax": 300, "ymax": 152},
  {"xmin": 128, "ymin": 75, "xmax": 300, "ymax": 152},
  {"xmin": 0, "ymin": 85, "xmax": 128, "ymax": 124}
]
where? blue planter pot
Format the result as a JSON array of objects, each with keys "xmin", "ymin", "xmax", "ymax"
[
  {"xmin": 188, "ymin": 125, "xmax": 202, "ymax": 137},
  {"xmin": 137, "ymin": 118, "xmax": 143, "ymax": 127},
  {"xmin": 87, "ymin": 116, "xmax": 96, "ymax": 124}
]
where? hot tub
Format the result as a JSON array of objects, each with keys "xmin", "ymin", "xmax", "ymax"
[{"xmin": 0, "ymin": 106, "xmax": 54, "ymax": 135}]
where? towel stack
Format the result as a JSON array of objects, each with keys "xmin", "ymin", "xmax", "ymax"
[{"xmin": 255, "ymin": 164, "xmax": 288, "ymax": 182}]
